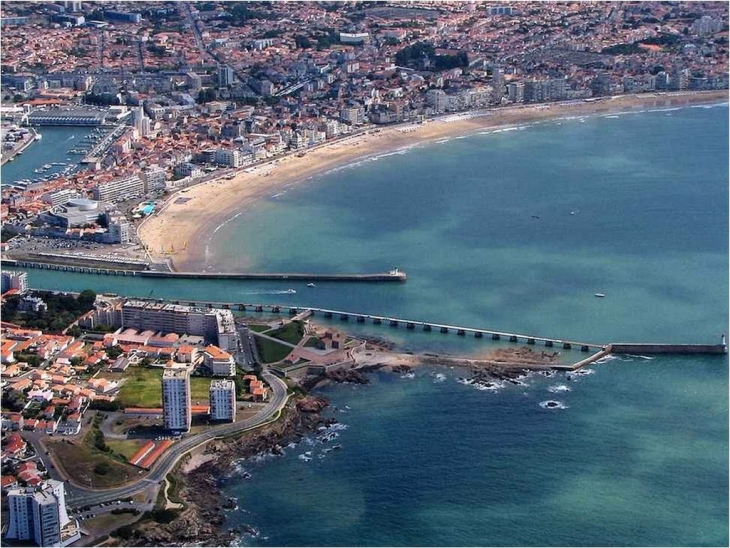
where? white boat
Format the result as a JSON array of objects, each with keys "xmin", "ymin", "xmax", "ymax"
[
  {"xmin": 285, "ymin": 289, "xmax": 296, "ymax": 294},
  {"xmin": 594, "ymin": 293, "xmax": 606, "ymax": 298},
  {"xmin": 307, "ymin": 283, "xmax": 316, "ymax": 288}
]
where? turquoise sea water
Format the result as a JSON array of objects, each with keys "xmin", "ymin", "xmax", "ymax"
[{"xmin": 14, "ymin": 104, "xmax": 729, "ymax": 546}]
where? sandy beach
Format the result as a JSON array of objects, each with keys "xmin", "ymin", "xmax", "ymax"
[{"xmin": 137, "ymin": 90, "xmax": 728, "ymax": 271}]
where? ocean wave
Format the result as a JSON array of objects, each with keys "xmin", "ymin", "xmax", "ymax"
[
  {"xmin": 595, "ymin": 354, "xmax": 619, "ymax": 364},
  {"xmin": 566, "ymin": 368, "xmax": 595, "ymax": 381},
  {"xmin": 690, "ymin": 102, "xmax": 728, "ymax": 109},
  {"xmin": 646, "ymin": 107, "xmax": 682, "ymax": 113},
  {"xmin": 212, "ymin": 211, "xmax": 242, "ymax": 235},
  {"xmin": 547, "ymin": 384, "xmax": 571, "ymax": 393}
]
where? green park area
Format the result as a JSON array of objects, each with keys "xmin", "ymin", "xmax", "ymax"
[
  {"xmin": 253, "ymin": 321, "xmax": 305, "ymax": 363},
  {"xmin": 116, "ymin": 367, "xmax": 217, "ymax": 408}
]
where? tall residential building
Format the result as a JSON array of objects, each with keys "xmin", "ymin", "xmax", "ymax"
[
  {"xmin": 5, "ymin": 480, "xmax": 78, "ymax": 547},
  {"xmin": 162, "ymin": 368, "xmax": 191, "ymax": 432},
  {"xmin": 209, "ymin": 379, "xmax": 236, "ymax": 422},
  {"xmin": 218, "ymin": 65, "xmax": 234, "ymax": 87},
  {"xmin": 142, "ymin": 166, "xmax": 167, "ymax": 191},
  {"xmin": 2, "ymin": 270, "xmax": 28, "ymax": 294}
]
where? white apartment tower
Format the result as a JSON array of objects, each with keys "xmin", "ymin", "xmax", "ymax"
[
  {"xmin": 209, "ymin": 379, "xmax": 236, "ymax": 422},
  {"xmin": 5, "ymin": 480, "xmax": 76, "ymax": 547},
  {"xmin": 162, "ymin": 368, "xmax": 191, "ymax": 432},
  {"xmin": 1, "ymin": 270, "xmax": 28, "ymax": 294}
]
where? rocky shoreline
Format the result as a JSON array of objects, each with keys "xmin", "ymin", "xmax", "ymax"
[{"xmin": 116, "ymin": 395, "xmax": 333, "ymax": 547}]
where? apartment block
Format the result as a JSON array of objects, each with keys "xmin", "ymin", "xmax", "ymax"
[
  {"xmin": 203, "ymin": 345, "xmax": 235, "ymax": 376},
  {"xmin": 92, "ymin": 175, "xmax": 144, "ymax": 202},
  {"xmin": 5, "ymin": 480, "xmax": 78, "ymax": 547},
  {"xmin": 1, "ymin": 270, "xmax": 28, "ymax": 294},
  {"xmin": 209, "ymin": 379, "xmax": 236, "ymax": 422},
  {"xmin": 162, "ymin": 368, "xmax": 191, "ymax": 432}
]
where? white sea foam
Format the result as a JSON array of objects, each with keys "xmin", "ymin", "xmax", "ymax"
[
  {"xmin": 212, "ymin": 211, "xmax": 242, "ymax": 234},
  {"xmin": 540, "ymin": 400, "xmax": 568, "ymax": 410},
  {"xmin": 547, "ymin": 384, "xmax": 571, "ymax": 393}
]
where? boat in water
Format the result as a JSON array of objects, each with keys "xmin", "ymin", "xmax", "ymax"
[
  {"xmin": 285, "ymin": 289, "xmax": 296, "ymax": 294},
  {"xmin": 594, "ymin": 293, "xmax": 606, "ymax": 298},
  {"xmin": 307, "ymin": 283, "xmax": 316, "ymax": 288}
]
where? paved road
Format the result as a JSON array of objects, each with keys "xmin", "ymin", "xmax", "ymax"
[{"xmin": 66, "ymin": 370, "xmax": 289, "ymax": 506}]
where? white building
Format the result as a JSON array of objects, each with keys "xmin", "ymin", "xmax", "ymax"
[
  {"xmin": 142, "ymin": 166, "xmax": 167, "ymax": 190},
  {"xmin": 1, "ymin": 270, "xmax": 28, "ymax": 294},
  {"xmin": 203, "ymin": 345, "xmax": 236, "ymax": 377},
  {"xmin": 209, "ymin": 379, "xmax": 236, "ymax": 422},
  {"xmin": 40, "ymin": 189, "xmax": 82, "ymax": 208},
  {"xmin": 5, "ymin": 480, "xmax": 78, "ymax": 547},
  {"xmin": 92, "ymin": 175, "xmax": 144, "ymax": 202},
  {"xmin": 162, "ymin": 368, "xmax": 191, "ymax": 432},
  {"xmin": 214, "ymin": 148, "xmax": 243, "ymax": 168}
]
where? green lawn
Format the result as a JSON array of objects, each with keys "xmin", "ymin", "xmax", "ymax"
[
  {"xmin": 116, "ymin": 368, "xmax": 163, "ymax": 408},
  {"xmin": 116, "ymin": 367, "xmax": 230, "ymax": 408},
  {"xmin": 269, "ymin": 321, "xmax": 305, "ymax": 345},
  {"xmin": 106, "ymin": 439, "xmax": 146, "ymax": 460},
  {"xmin": 255, "ymin": 336, "xmax": 293, "ymax": 363},
  {"xmin": 190, "ymin": 377, "xmax": 213, "ymax": 404}
]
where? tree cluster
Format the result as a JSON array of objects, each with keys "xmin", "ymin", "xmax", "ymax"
[
  {"xmin": 395, "ymin": 41, "xmax": 469, "ymax": 71},
  {"xmin": 1, "ymin": 289, "xmax": 96, "ymax": 333}
]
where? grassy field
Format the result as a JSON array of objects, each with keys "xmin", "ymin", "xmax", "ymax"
[
  {"xmin": 269, "ymin": 321, "xmax": 305, "ymax": 345},
  {"xmin": 255, "ymin": 336, "xmax": 293, "ymax": 363},
  {"xmin": 116, "ymin": 368, "xmax": 163, "ymax": 408},
  {"xmin": 190, "ymin": 376, "xmax": 213, "ymax": 404},
  {"xmin": 48, "ymin": 436, "xmax": 139, "ymax": 489},
  {"xmin": 106, "ymin": 439, "xmax": 146, "ymax": 460},
  {"xmin": 116, "ymin": 367, "xmax": 232, "ymax": 408}
]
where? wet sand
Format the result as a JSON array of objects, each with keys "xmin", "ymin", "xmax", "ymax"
[{"xmin": 137, "ymin": 91, "xmax": 728, "ymax": 271}]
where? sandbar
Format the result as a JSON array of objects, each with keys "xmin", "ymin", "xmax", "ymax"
[{"xmin": 137, "ymin": 90, "xmax": 728, "ymax": 271}]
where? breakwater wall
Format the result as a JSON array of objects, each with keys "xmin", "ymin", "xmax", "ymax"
[
  {"xmin": 140, "ymin": 271, "xmax": 407, "ymax": 282},
  {"xmin": 611, "ymin": 343, "xmax": 727, "ymax": 355},
  {"xmin": 1, "ymin": 259, "xmax": 407, "ymax": 282}
]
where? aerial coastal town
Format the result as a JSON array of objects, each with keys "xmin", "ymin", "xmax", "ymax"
[{"xmin": 0, "ymin": 1, "xmax": 728, "ymax": 546}]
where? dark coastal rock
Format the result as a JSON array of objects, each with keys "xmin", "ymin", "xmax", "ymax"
[
  {"xmin": 296, "ymin": 395, "xmax": 329, "ymax": 413},
  {"xmin": 325, "ymin": 368, "xmax": 369, "ymax": 384},
  {"xmin": 392, "ymin": 364, "xmax": 413, "ymax": 373}
]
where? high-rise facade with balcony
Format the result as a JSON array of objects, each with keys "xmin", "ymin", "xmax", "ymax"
[
  {"xmin": 209, "ymin": 379, "xmax": 236, "ymax": 422},
  {"xmin": 162, "ymin": 368, "xmax": 191, "ymax": 432}
]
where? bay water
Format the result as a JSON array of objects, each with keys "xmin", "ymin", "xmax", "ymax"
[{"xmin": 14, "ymin": 104, "xmax": 729, "ymax": 546}]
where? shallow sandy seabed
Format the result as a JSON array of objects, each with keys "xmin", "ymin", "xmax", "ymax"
[{"xmin": 137, "ymin": 91, "xmax": 728, "ymax": 272}]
